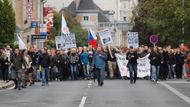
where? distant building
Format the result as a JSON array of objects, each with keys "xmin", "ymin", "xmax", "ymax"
[{"xmin": 65, "ymin": 0, "xmax": 112, "ymax": 29}]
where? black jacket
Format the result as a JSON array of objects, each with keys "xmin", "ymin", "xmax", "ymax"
[
  {"xmin": 126, "ymin": 52, "xmax": 138, "ymax": 64},
  {"xmin": 175, "ymin": 53, "xmax": 185, "ymax": 65},
  {"xmin": 39, "ymin": 53, "xmax": 50, "ymax": 67},
  {"xmin": 149, "ymin": 52, "xmax": 163, "ymax": 65}
]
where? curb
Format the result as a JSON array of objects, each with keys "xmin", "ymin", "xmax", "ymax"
[{"xmin": 0, "ymin": 81, "xmax": 14, "ymax": 90}]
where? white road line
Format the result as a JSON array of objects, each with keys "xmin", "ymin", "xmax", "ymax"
[
  {"xmin": 161, "ymin": 82, "xmax": 190, "ymax": 105},
  {"xmin": 160, "ymin": 81, "xmax": 190, "ymax": 84},
  {"xmin": 79, "ymin": 96, "xmax": 87, "ymax": 107},
  {"xmin": 78, "ymin": 81, "xmax": 92, "ymax": 107}
]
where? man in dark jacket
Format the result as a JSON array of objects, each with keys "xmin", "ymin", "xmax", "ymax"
[
  {"xmin": 126, "ymin": 47, "xmax": 138, "ymax": 84},
  {"xmin": 11, "ymin": 48, "xmax": 23, "ymax": 90},
  {"xmin": 149, "ymin": 47, "xmax": 163, "ymax": 82},
  {"xmin": 39, "ymin": 49, "xmax": 50, "ymax": 86}
]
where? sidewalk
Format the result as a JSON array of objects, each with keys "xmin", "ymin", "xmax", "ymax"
[{"xmin": 0, "ymin": 80, "xmax": 14, "ymax": 90}]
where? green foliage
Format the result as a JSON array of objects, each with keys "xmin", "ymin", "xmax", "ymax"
[
  {"xmin": 50, "ymin": 10, "xmax": 87, "ymax": 47},
  {"xmin": 132, "ymin": 0, "xmax": 190, "ymax": 47},
  {"xmin": 0, "ymin": 0, "xmax": 16, "ymax": 47}
]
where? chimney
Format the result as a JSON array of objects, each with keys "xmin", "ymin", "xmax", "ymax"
[{"xmin": 75, "ymin": 0, "xmax": 81, "ymax": 10}]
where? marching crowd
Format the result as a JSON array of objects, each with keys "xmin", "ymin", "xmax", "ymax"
[{"xmin": 0, "ymin": 44, "xmax": 190, "ymax": 90}]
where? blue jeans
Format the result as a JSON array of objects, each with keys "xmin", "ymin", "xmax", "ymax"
[
  {"xmin": 95, "ymin": 68, "xmax": 105, "ymax": 85},
  {"xmin": 128, "ymin": 63, "xmax": 137, "ymax": 83},
  {"xmin": 83, "ymin": 64, "xmax": 89, "ymax": 79},
  {"xmin": 42, "ymin": 67, "xmax": 49, "ymax": 85},
  {"xmin": 70, "ymin": 64, "xmax": 78, "ymax": 80},
  {"xmin": 151, "ymin": 65, "xmax": 160, "ymax": 81},
  {"xmin": 168, "ymin": 64, "xmax": 174, "ymax": 79}
]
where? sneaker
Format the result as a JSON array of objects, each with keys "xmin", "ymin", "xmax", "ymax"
[{"xmin": 100, "ymin": 82, "xmax": 104, "ymax": 86}]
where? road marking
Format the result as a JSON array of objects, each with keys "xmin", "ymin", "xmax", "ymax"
[
  {"xmin": 161, "ymin": 82, "xmax": 190, "ymax": 105},
  {"xmin": 160, "ymin": 81, "xmax": 190, "ymax": 84},
  {"xmin": 79, "ymin": 96, "xmax": 87, "ymax": 107},
  {"xmin": 79, "ymin": 81, "xmax": 92, "ymax": 107}
]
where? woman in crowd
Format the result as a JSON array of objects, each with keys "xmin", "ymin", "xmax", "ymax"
[{"xmin": 0, "ymin": 51, "xmax": 9, "ymax": 82}]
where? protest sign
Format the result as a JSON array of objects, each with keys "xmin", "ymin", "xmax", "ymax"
[
  {"xmin": 98, "ymin": 29, "xmax": 113, "ymax": 46},
  {"xmin": 137, "ymin": 54, "xmax": 151, "ymax": 78},
  {"xmin": 115, "ymin": 54, "xmax": 129, "ymax": 77},
  {"xmin": 55, "ymin": 34, "xmax": 76, "ymax": 50},
  {"xmin": 55, "ymin": 36, "xmax": 64, "ymax": 50},
  {"xmin": 63, "ymin": 34, "xmax": 76, "ymax": 49},
  {"xmin": 127, "ymin": 32, "xmax": 139, "ymax": 48},
  {"xmin": 116, "ymin": 53, "xmax": 151, "ymax": 78}
]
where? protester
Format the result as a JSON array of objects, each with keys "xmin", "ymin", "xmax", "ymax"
[
  {"xmin": 39, "ymin": 49, "xmax": 50, "ymax": 86},
  {"xmin": 126, "ymin": 47, "xmax": 138, "ymax": 84},
  {"xmin": 93, "ymin": 46, "xmax": 107, "ymax": 86},
  {"xmin": 175, "ymin": 49, "xmax": 185, "ymax": 79},
  {"xmin": 185, "ymin": 52, "xmax": 190, "ymax": 81},
  {"xmin": 80, "ymin": 47, "xmax": 90, "ymax": 80},
  {"xmin": 107, "ymin": 46, "xmax": 117, "ymax": 79},
  {"xmin": 22, "ymin": 50, "xmax": 33, "ymax": 86},
  {"xmin": 11, "ymin": 48, "xmax": 23, "ymax": 90},
  {"xmin": 69, "ymin": 48, "xmax": 79, "ymax": 80},
  {"xmin": 0, "ymin": 51, "xmax": 9, "ymax": 82},
  {"xmin": 149, "ymin": 47, "xmax": 163, "ymax": 83},
  {"xmin": 166, "ymin": 49, "xmax": 176, "ymax": 79},
  {"xmin": 88, "ymin": 45, "xmax": 95, "ymax": 79}
]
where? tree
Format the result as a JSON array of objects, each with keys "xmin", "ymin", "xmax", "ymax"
[
  {"xmin": 0, "ymin": 0, "xmax": 16, "ymax": 47},
  {"xmin": 132, "ymin": 0, "xmax": 190, "ymax": 47},
  {"xmin": 47, "ymin": 10, "xmax": 88, "ymax": 48}
]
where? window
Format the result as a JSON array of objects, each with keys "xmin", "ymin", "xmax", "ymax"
[
  {"xmin": 123, "ymin": 17, "xmax": 127, "ymax": 21},
  {"xmin": 83, "ymin": 16, "xmax": 89, "ymax": 21}
]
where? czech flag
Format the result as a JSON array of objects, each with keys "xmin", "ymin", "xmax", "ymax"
[{"xmin": 88, "ymin": 29, "xmax": 97, "ymax": 48}]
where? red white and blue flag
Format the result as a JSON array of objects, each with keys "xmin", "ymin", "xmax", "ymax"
[{"xmin": 88, "ymin": 29, "xmax": 97, "ymax": 48}]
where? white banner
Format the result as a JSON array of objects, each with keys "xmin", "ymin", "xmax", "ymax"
[
  {"xmin": 55, "ymin": 34, "xmax": 76, "ymax": 50},
  {"xmin": 98, "ymin": 29, "xmax": 113, "ymax": 46},
  {"xmin": 127, "ymin": 32, "xmax": 139, "ymax": 48},
  {"xmin": 137, "ymin": 54, "xmax": 150, "ymax": 78},
  {"xmin": 115, "ymin": 54, "xmax": 150, "ymax": 78},
  {"xmin": 115, "ymin": 54, "xmax": 129, "ymax": 77}
]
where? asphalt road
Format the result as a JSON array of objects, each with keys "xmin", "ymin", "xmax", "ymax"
[{"xmin": 0, "ymin": 80, "xmax": 190, "ymax": 107}]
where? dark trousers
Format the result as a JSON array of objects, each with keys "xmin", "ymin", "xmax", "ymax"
[
  {"xmin": 128, "ymin": 63, "xmax": 137, "ymax": 83},
  {"xmin": 2, "ymin": 68, "xmax": 8, "ymax": 81},
  {"xmin": 95, "ymin": 68, "xmax": 105, "ymax": 85},
  {"xmin": 175, "ymin": 64, "xmax": 183, "ymax": 79}
]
